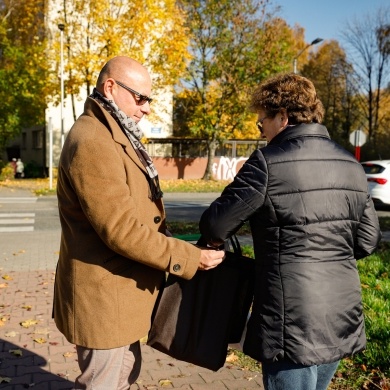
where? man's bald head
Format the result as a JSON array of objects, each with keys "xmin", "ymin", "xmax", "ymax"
[
  {"xmin": 95, "ymin": 56, "xmax": 152, "ymax": 121},
  {"xmin": 96, "ymin": 56, "xmax": 150, "ymax": 92}
]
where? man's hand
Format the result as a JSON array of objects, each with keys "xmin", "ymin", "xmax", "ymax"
[{"xmin": 198, "ymin": 249, "xmax": 225, "ymax": 270}]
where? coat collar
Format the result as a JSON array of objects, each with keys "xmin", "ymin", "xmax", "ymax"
[
  {"xmin": 269, "ymin": 123, "xmax": 330, "ymax": 145},
  {"xmin": 83, "ymin": 97, "xmax": 147, "ymax": 174}
]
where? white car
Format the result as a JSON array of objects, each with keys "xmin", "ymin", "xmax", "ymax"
[{"xmin": 361, "ymin": 160, "xmax": 390, "ymax": 207}]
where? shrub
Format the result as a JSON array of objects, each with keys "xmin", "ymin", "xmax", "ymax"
[
  {"xmin": 24, "ymin": 160, "xmax": 43, "ymax": 178},
  {"xmin": 0, "ymin": 163, "xmax": 15, "ymax": 181}
]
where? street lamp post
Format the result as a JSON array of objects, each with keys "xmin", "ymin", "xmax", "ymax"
[
  {"xmin": 58, "ymin": 23, "xmax": 65, "ymax": 148},
  {"xmin": 293, "ymin": 37, "xmax": 323, "ymax": 74}
]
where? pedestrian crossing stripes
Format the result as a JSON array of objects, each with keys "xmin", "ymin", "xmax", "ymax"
[
  {"xmin": 0, "ymin": 197, "xmax": 37, "ymax": 204},
  {"xmin": 0, "ymin": 213, "xmax": 35, "ymax": 232}
]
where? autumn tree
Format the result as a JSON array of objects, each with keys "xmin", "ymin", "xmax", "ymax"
[
  {"xmin": 341, "ymin": 6, "xmax": 390, "ymax": 157},
  {"xmin": 49, "ymin": 0, "xmax": 190, "ymax": 121},
  {"xmin": 0, "ymin": 0, "xmax": 48, "ymax": 157},
  {"xmin": 175, "ymin": 0, "xmax": 301, "ymax": 179},
  {"xmin": 301, "ymin": 40, "xmax": 360, "ymax": 148}
]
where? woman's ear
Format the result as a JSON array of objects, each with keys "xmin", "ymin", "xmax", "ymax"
[{"xmin": 279, "ymin": 109, "xmax": 289, "ymax": 127}]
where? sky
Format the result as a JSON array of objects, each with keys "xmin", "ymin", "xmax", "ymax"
[{"xmin": 276, "ymin": 0, "xmax": 388, "ymax": 44}]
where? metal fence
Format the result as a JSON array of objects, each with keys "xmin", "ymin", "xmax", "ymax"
[{"xmin": 145, "ymin": 138, "xmax": 267, "ymax": 158}]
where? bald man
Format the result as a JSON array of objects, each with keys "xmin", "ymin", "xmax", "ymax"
[{"xmin": 53, "ymin": 56, "xmax": 224, "ymax": 389}]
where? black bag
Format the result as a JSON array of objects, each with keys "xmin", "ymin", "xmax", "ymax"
[{"xmin": 147, "ymin": 235, "xmax": 255, "ymax": 371}]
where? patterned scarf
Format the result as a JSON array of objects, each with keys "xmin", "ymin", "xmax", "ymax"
[{"xmin": 91, "ymin": 88, "xmax": 163, "ymax": 201}]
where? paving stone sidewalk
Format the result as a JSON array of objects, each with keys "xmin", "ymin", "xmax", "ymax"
[{"xmin": 0, "ymin": 188, "xmax": 264, "ymax": 390}]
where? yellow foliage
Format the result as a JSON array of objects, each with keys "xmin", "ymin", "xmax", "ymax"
[{"xmin": 49, "ymin": 0, "xmax": 190, "ymax": 100}]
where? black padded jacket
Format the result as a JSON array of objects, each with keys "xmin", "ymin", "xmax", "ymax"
[{"xmin": 199, "ymin": 123, "xmax": 381, "ymax": 365}]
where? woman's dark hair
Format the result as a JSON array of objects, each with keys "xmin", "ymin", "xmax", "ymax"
[{"xmin": 250, "ymin": 73, "xmax": 324, "ymax": 124}]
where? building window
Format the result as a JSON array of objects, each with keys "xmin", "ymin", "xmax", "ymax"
[{"xmin": 32, "ymin": 130, "xmax": 43, "ymax": 149}]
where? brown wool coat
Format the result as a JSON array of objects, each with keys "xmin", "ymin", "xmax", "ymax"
[{"xmin": 53, "ymin": 98, "xmax": 201, "ymax": 349}]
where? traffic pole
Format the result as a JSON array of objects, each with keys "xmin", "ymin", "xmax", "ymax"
[{"xmin": 355, "ymin": 146, "xmax": 361, "ymax": 161}]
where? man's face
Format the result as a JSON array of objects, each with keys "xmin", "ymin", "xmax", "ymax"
[{"xmin": 110, "ymin": 74, "xmax": 152, "ymax": 123}]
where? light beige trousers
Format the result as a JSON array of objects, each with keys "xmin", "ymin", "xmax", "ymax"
[{"xmin": 73, "ymin": 341, "xmax": 141, "ymax": 390}]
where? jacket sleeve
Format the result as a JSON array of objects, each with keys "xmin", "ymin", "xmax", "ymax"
[
  {"xmin": 199, "ymin": 149, "xmax": 268, "ymax": 246},
  {"xmin": 354, "ymin": 194, "xmax": 382, "ymax": 260}
]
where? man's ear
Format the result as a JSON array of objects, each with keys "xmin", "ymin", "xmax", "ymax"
[{"xmin": 102, "ymin": 78, "xmax": 116, "ymax": 99}]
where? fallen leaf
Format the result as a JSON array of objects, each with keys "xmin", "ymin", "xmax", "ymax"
[
  {"xmin": 32, "ymin": 328, "xmax": 50, "ymax": 335},
  {"xmin": 20, "ymin": 319, "xmax": 39, "ymax": 328},
  {"xmin": 49, "ymin": 342, "xmax": 59, "ymax": 346},
  {"xmin": 0, "ymin": 283, "xmax": 8, "ymax": 288},
  {"xmin": 63, "ymin": 352, "xmax": 74, "ymax": 358},
  {"xmin": 21, "ymin": 305, "xmax": 32, "ymax": 311},
  {"xmin": 158, "ymin": 379, "xmax": 172, "ymax": 387},
  {"xmin": 2, "ymin": 275, "xmax": 13, "ymax": 281},
  {"xmin": 0, "ymin": 377, "xmax": 11, "ymax": 384},
  {"xmin": 9, "ymin": 349, "xmax": 23, "ymax": 357},
  {"xmin": 226, "ymin": 353, "xmax": 239, "ymax": 363},
  {"xmin": 33, "ymin": 338, "xmax": 47, "ymax": 344},
  {"xmin": 4, "ymin": 331, "xmax": 18, "ymax": 337}
]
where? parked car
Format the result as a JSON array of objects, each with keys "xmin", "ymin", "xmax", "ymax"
[{"xmin": 361, "ymin": 160, "xmax": 390, "ymax": 207}]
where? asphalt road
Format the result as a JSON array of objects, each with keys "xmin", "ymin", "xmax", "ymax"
[{"xmin": 0, "ymin": 192, "xmax": 389, "ymax": 234}]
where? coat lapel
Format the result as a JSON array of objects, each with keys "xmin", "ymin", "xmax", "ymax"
[{"xmin": 85, "ymin": 97, "xmax": 148, "ymax": 175}]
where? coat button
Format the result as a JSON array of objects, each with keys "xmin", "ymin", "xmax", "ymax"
[
  {"xmin": 173, "ymin": 264, "xmax": 181, "ymax": 272},
  {"xmin": 154, "ymin": 216, "xmax": 161, "ymax": 224}
]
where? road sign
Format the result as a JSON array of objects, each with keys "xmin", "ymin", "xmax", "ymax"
[{"xmin": 349, "ymin": 130, "xmax": 367, "ymax": 147}]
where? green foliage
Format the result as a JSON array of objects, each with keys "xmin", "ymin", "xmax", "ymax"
[
  {"xmin": 227, "ymin": 348, "xmax": 262, "ymax": 372},
  {"xmin": 0, "ymin": 0, "xmax": 47, "ymax": 155},
  {"xmin": 166, "ymin": 221, "xmax": 199, "ymax": 235},
  {"xmin": 332, "ymin": 249, "xmax": 390, "ymax": 389},
  {"xmin": 357, "ymin": 251, "xmax": 390, "ymax": 371}
]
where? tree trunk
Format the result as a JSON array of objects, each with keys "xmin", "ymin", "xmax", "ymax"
[{"xmin": 203, "ymin": 138, "xmax": 218, "ymax": 180}]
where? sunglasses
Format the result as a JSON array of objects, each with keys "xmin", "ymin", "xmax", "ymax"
[
  {"xmin": 256, "ymin": 116, "xmax": 268, "ymax": 132},
  {"xmin": 115, "ymin": 80, "xmax": 153, "ymax": 105}
]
